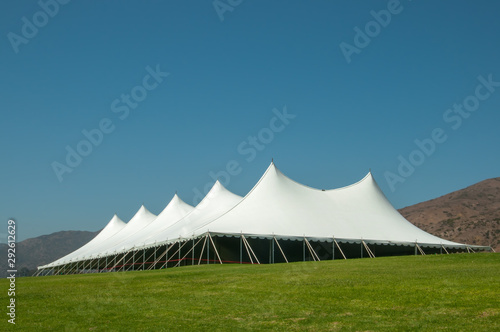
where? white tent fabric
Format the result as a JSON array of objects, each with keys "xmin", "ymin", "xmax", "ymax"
[
  {"xmin": 190, "ymin": 162, "xmax": 461, "ymax": 246},
  {"xmin": 136, "ymin": 180, "xmax": 243, "ymax": 249},
  {"xmin": 78, "ymin": 205, "xmax": 157, "ymax": 260},
  {"xmin": 101, "ymin": 194, "xmax": 195, "ymax": 255},
  {"xmin": 40, "ymin": 214, "xmax": 126, "ymax": 268},
  {"xmin": 41, "ymin": 161, "xmax": 482, "ymax": 272}
]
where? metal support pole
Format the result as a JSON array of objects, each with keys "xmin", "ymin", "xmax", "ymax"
[
  {"xmin": 272, "ymin": 238, "xmax": 275, "ymax": 264},
  {"xmin": 154, "ymin": 246, "xmax": 157, "ymax": 268},
  {"xmin": 192, "ymin": 239, "xmax": 195, "ymax": 265},
  {"xmin": 303, "ymin": 238, "xmax": 306, "ymax": 262}
]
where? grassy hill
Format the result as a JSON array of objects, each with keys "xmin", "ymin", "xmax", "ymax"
[{"xmin": 2, "ymin": 253, "xmax": 498, "ymax": 331}]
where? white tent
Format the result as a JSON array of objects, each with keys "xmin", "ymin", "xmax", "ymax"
[
  {"xmin": 190, "ymin": 162, "xmax": 461, "ymax": 246},
  {"xmin": 37, "ymin": 162, "xmax": 490, "ymax": 275},
  {"xmin": 72, "ymin": 205, "xmax": 157, "ymax": 262},
  {"xmin": 98, "ymin": 193, "xmax": 195, "ymax": 256},
  {"xmin": 137, "ymin": 180, "xmax": 243, "ymax": 249},
  {"xmin": 40, "ymin": 214, "xmax": 126, "ymax": 269}
]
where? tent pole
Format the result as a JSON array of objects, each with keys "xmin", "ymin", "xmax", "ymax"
[
  {"xmin": 122, "ymin": 250, "xmax": 135, "ymax": 272},
  {"xmin": 241, "ymin": 235, "xmax": 253, "ymax": 264},
  {"xmin": 240, "ymin": 235, "xmax": 242, "ymax": 264},
  {"xmin": 84, "ymin": 259, "xmax": 95, "ymax": 274},
  {"xmin": 141, "ymin": 248, "xmax": 155, "ymax": 271},
  {"xmin": 175, "ymin": 236, "xmax": 205, "ymax": 268},
  {"xmin": 68, "ymin": 262, "xmax": 76, "ymax": 275},
  {"xmin": 415, "ymin": 243, "xmax": 425, "ymax": 255},
  {"xmin": 207, "ymin": 236, "xmax": 210, "ymax": 264},
  {"xmin": 242, "ymin": 235, "xmax": 260, "ymax": 264},
  {"xmin": 149, "ymin": 244, "xmax": 168, "ymax": 270},
  {"xmin": 132, "ymin": 251, "xmax": 136, "ymax": 271},
  {"xmin": 162, "ymin": 241, "xmax": 189, "ymax": 269},
  {"xmin": 142, "ymin": 249, "xmax": 146, "ymax": 270},
  {"xmin": 333, "ymin": 239, "xmax": 346, "ymax": 260},
  {"xmin": 119, "ymin": 252, "xmax": 129, "ymax": 272},
  {"xmin": 269, "ymin": 239, "xmax": 272, "ymax": 264},
  {"xmin": 333, "ymin": 239, "xmax": 335, "ymax": 260},
  {"xmin": 208, "ymin": 233, "xmax": 223, "ymax": 264},
  {"xmin": 362, "ymin": 241, "xmax": 375, "ymax": 258},
  {"xmin": 272, "ymin": 238, "xmax": 275, "ymax": 264},
  {"xmin": 198, "ymin": 236, "xmax": 208, "ymax": 265},
  {"xmin": 303, "ymin": 238, "xmax": 306, "ymax": 262},
  {"xmin": 274, "ymin": 237, "xmax": 288, "ymax": 263},
  {"xmin": 77, "ymin": 261, "xmax": 82, "ymax": 274},
  {"xmin": 154, "ymin": 245, "xmax": 157, "ymax": 268},
  {"xmin": 178, "ymin": 242, "xmax": 181, "ymax": 265},
  {"xmin": 192, "ymin": 239, "xmax": 195, "ymax": 265},
  {"xmin": 441, "ymin": 245, "xmax": 449, "ymax": 254},
  {"xmin": 105, "ymin": 254, "xmax": 117, "ymax": 272},
  {"xmin": 304, "ymin": 238, "xmax": 320, "ymax": 261}
]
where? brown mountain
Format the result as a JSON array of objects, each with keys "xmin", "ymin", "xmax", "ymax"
[
  {"xmin": 0, "ymin": 230, "xmax": 98, "ymax": 277},
  {"xmin": 399, "ymin": 177, "xmax": 500, "ymax": 251}
]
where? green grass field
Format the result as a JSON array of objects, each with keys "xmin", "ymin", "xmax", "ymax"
[{"xmin": 2, "ymin": 253, "xmax": 499, "ymax": 331}]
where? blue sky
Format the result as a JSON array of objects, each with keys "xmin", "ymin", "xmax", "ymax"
[{"xmin": 1, "ymin": 0, "xmax": 499, "ymax": 242}]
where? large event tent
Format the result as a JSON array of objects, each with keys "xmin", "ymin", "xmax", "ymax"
[{"xmin": 37, "ymin": 162, "xmax": 491, "ymax": 275}]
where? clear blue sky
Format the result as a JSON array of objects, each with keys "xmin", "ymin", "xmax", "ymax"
[{"xmin": 1, "ymin": 1, "xmax": 499, "ymax": 242}]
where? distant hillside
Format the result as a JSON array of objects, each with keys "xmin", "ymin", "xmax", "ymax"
[
  {"xmin": 0, "ymin": 230, "xmax": 98, "ymax": 277},
  {"xmin": 399, "ymin": 177, "xmax": 500, "ymax": 251}
]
